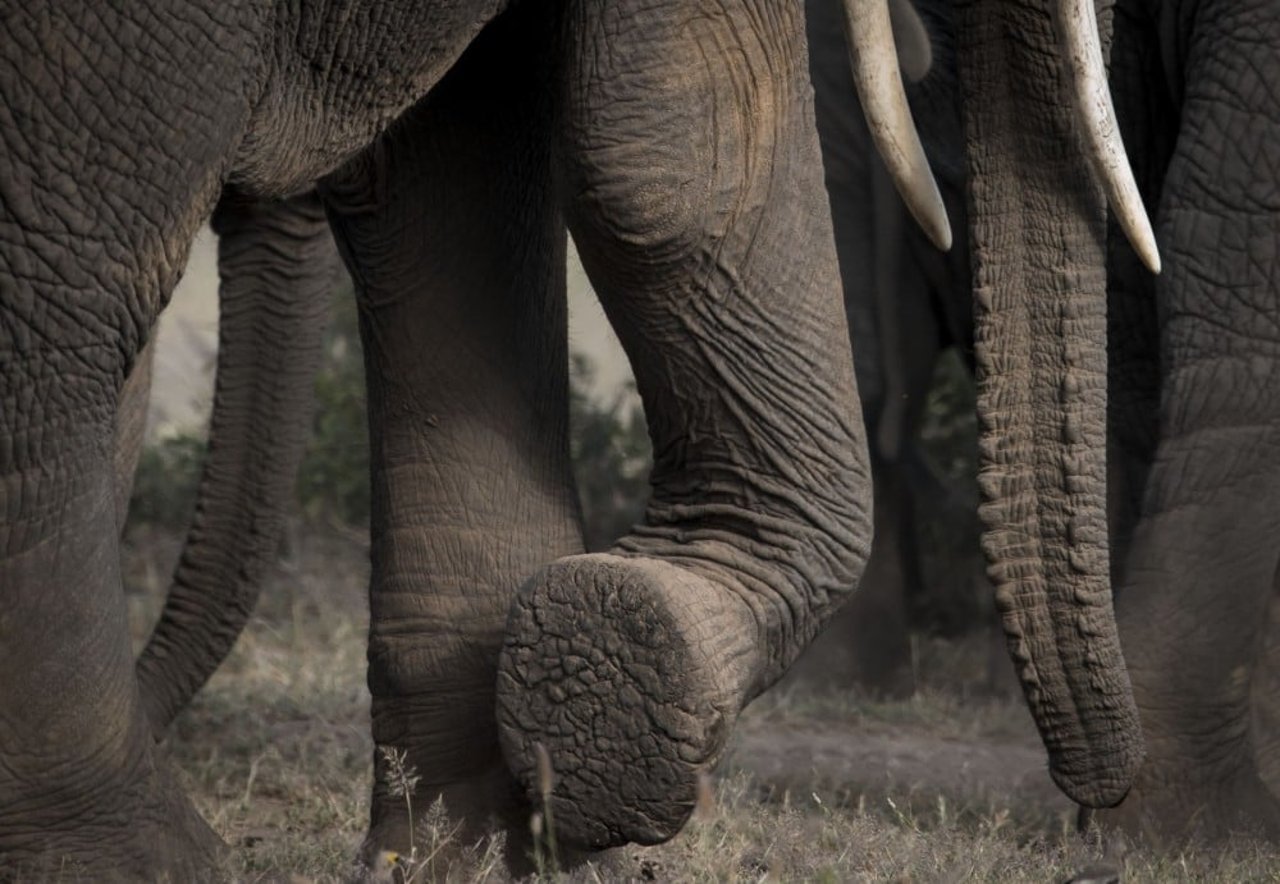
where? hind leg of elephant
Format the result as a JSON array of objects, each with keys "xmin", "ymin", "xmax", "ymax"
[
  {"xmin": 1098, "ymin": 0, "xmax": 1280, "ymax": 843},
  {"xmin": 0, "ymin": 5, "xmax": 264, "ymax": 873},
  {"xmin": 0, "ymin": 153, "xmax": 227, "ymax": 884}
]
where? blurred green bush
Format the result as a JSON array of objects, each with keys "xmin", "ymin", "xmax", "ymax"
[
  {"xmin": 295, "ymin": 284, "xmax": 370, "ymax": 526},
  {"xmin": 569, "ymin": 354, "xmax": 651, "ymax": 551},
  {"xmin": 128, "ymin": 432, "xmax": 206, "ymax": 526}
]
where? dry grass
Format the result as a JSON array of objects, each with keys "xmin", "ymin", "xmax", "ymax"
[{"xmin": 121, "ymin": 526, "xmax": 1280, "ymax": 882}]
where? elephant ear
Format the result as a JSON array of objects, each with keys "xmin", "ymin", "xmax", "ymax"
[{"xmin": 889, "ymin": 0, "xmax": 932, "ymax": 83}]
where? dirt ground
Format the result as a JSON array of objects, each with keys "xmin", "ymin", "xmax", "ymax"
[{"xmin": 121, "ymin": 525, "xmax": 1280, "ymax": 882}]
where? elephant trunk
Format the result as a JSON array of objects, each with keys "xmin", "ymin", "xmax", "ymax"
[
  {"xmin": 135, "ymin": 190, "xmax": 336, "ymax": 734},
  {"xmin": 957, "ymin": 0, "xmax": 1144, "ymax": 806}
]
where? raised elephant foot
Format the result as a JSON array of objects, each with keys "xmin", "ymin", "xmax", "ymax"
[
  {"xmin": 495, "ymin": 554, "xmax": 760, "ymax": 849},
  {"xmin": 1086, "ymin": 762, "xmax": 1280, "ymax": 846},
  {"xmin": 0, "ymin": 757, "xmax": 223, "ymax": 880}
]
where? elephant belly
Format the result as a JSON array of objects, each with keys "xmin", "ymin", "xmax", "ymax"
[{"xmin": 232, "ymin": 0, "xmax": 511, "ymax": 195}]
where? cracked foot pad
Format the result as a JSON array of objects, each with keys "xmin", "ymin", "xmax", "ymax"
[{"xmin": 495, "ymin": 553, "xmax": 754, "ymax": 848}]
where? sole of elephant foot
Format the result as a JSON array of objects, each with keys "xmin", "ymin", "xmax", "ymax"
[{"xmin": 495, "ymin": 553, "xmax": 759, "ymax": 849}]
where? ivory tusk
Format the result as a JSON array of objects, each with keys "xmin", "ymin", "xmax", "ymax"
[
  {"xmin": 843, "ymin": 0, "xmax": 952, "ymax": 252},
  {"xmin": 1056, "ymin": 0, "xmax": 1161, "ymax": 273}
]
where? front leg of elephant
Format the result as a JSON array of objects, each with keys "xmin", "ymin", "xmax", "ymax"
[
  {"xmin": 320, "ymin": 8, "xmax": 584, "ymax": 873},
  {"xmin": 495, "ymin": 1, "xmax": 872, "ymax": 849}
]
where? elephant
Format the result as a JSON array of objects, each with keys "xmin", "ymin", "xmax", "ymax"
[
  {"xmin": 0, "ymin": 0, "xmax": 1157, "ymax": 877},
  {"xmin": 811, "ymin": 0, "xmax": 1280, "ymax": 843},
  {"xmin": 1081, "ymin": 0, "xmax": 1280, "ymax": 841},
  {"xmin": 822, "ymin": 0, "xmax": 1280, "ymax": 841}
]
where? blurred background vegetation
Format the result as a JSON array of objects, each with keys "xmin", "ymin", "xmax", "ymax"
[
  {"xmin": 129, "ymin": 283, "xmax": 656, "ymax": 551},
  {"xmin": 129, "ymin": 283, "xmax": 978, "ymax": 628},
  {"xmin": 293, "ymin": 284, "xmax": 371, "ymax": 528},
  {"xmin": 915, "ymin": 349, "xmax": 984, "ymax": 636}
]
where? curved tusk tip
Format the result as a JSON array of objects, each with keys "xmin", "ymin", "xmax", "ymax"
[
  {"xmin": 1125, "ymin": 222, "xmax": 1161, "ymax": 274},
  {"xmin": 933, "ymin": 220, "xmax": 953, "ymax": 253},
  {"xmin": 920, "ymin": 212, "xmax": 952, "ymax": 253},
  {"xmin": 1115, "ymin": 198, "xmax": 1161, "ymax": 274},
  {"xmin": 1138, "ymin": 241, "xmax": 1161, "ymax": 275}
]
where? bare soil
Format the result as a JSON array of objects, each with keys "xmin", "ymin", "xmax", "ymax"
[{"xmin": 120, "ymin": 524, "xmax": 1280, "ymax": 881}]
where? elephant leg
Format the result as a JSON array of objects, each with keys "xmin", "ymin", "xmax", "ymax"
[
  {"xmin": 0, "ymin": 370, "xmax": 222, "ymax": 876},
  {"xmin": 135, "ymin": 189, "xmax": 336, "ymax": 736},
  {"xmin": 319, "ymin": 9, "xmax": 579, "ymax": 871},
  {"xmin": 0, "ymin": 176, "xmax": 227, "ymax": 879},
  {"xmin": 496, "ymin": 1, "xmax": 871, "ymax": 849},
  {"xmin": 0, "ymin": 5, "xmax": 269, "ymax": 873},
  {"xmin": 1252, "ymin": 583, "xmax": 1280, "ymax": 799},
  {"xmin": 1099, "ymin": 0, "xmax": 1280, "ymax": 842}
]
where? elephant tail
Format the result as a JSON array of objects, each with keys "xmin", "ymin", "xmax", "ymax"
[
  {"xmin": 957, "ymin": 0, "xmax": 1145, "ymax": 808},
  {"xmin": 135, "ymin": 188, "xmax": 337, "ymax": 736}
]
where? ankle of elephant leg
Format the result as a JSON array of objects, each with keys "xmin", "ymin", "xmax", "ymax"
[
  {"xmin": 606, "ymin": 537, "xmax": 848, "ymax": 701},
  {"xmin": 0, "ymin": 734, "xmax": 221, "ymax": 876},
  {"xmin": 0, "ymin": 704, "xmax": 152, "ymax": 824},
  {"xmin": 368, "ymin": 694, "xmax": 527, "ymax": 865},
  {"xmin": 370, "ymin": 691, "xmax": 505, "ymax": 787}
]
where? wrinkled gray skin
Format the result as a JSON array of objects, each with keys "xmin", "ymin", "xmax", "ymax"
[
  {"xmin": 0, "ymin": 0, "xmax": 1149, "ymax": 877},
  {"xmin": 1, "ymin": 1, "xmax": 874, "ymax": 876},
  {"xmin": 1086, "ymin": 0, "xmax": 1280, "ymax": 843},
  {"xmin": 809, "ymin": 0, "xmax": 1280, "ymax": 842},
  {"xmin": 789, "ymin": 0, "xmax": 985, "ymax": 698}
]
